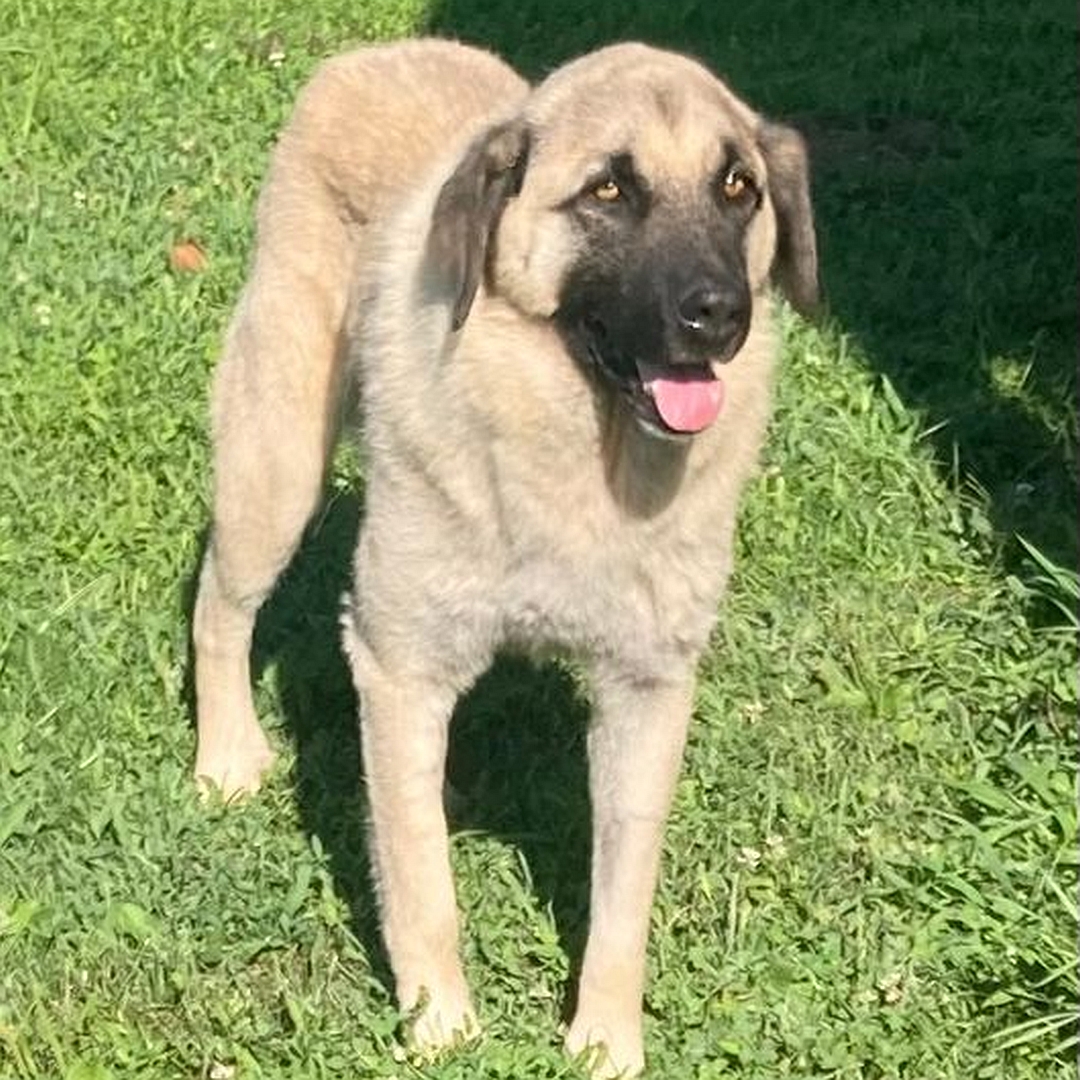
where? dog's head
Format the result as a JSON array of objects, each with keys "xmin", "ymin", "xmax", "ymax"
[{"xmin": 425, "ymin": 44, "xmax": 818, "ymax": 440}]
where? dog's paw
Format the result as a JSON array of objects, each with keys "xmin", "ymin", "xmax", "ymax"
[
  {"xmin": 194, "ymin": 730, "xmax": 276, "ymax": 802},
  {"xmin": 565, "ymin": 1014, "xmax": 644, "ymax": 1079},
  {"xmin": 405, "ymin": 984, "xmax": 480, "ymax": 1056}
]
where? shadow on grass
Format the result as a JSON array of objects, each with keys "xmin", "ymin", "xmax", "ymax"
[
  {"xmin": 181, "ymin": 486, "xmax": 593, "ymax": 1003},
  {"xmin": 423, "ymin": 0, "xmax": 1078, "ymax": 569},
  {"xmin": 446, "ymin": 655, "xmax": 592, "ymax": 1014}
]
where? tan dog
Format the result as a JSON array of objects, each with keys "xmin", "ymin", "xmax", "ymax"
[{"xmin": 192, "ymin": 38, "xmax": 817, "ymax": 1077}]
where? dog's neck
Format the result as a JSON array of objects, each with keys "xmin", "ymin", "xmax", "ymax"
[{"xmin": 600, "ymin": 403, "xmax": 692, "ymax": 520}]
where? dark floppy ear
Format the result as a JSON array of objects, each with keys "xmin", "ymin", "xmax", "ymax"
[
  {"xmin": 758, "ymin": 121, "xmax": 819, "ymax": 316},
  {"xmin": 426, "ymin": 119, "xmax": 530, "ymax": 331}
]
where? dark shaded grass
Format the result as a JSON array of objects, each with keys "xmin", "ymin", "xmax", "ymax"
[
  {"xmin": 426, "ymin": 0, "xmax": 1079, "ymax": 568},
  {"xmin": 192, "ymin": 483, "xmax": 594, "ymax": 1018}
]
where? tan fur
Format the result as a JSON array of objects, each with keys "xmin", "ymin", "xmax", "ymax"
[{"xmin": 193, "ymin": 38, "xmax": 816, "ymax": 1078}]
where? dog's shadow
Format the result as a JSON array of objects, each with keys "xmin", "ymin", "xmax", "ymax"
[{"xmin": 184, "ymin": 484, "xmax": 592, "ymax": 1007}]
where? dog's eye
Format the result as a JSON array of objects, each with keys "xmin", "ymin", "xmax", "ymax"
[
  {"xmin": 721, "ymin": 166, "xmax": 755, "ymax": 202},
  {"xmin": 592, "ymin": 179, "xmax": 622, "ymax": 203}
]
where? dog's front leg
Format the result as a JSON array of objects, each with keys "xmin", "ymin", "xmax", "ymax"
[
  {"xmin": 566, "ymin": 667, "xmax": 695, "ymax": 1078},
  {"xmin": 345, "ymin": 633, "xmax": 477, "ymax": 1053}
]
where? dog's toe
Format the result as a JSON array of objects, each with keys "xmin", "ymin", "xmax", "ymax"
[
  {"xmin": 405, "ymin": 983, "xmax": 479, "ymax": 1057},
  {"xmin": 565, "ymin": 1015, "xmax": 644, "ymax": 1079},
  {"xmin": 194, "ymin": 730, "xmax": 276, "ymax": 802}
]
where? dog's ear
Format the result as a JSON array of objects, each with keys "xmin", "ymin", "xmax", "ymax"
[
  {"xmin": 758, "ymin": 121, "xmax": 819, "ymax": 316},
  {"xmin": 426, "ymin": 119, "xmax": 530, "ymax": 330}
]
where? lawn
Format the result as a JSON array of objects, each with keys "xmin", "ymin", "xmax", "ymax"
[{"xmin": 1, "ymin": 1, "xmax": 1076, "ymax": 1078}]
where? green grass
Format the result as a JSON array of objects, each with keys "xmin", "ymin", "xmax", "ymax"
[{"xmin": 1, "ymin": 1, "xmax": 1076, "ymax": 1078}]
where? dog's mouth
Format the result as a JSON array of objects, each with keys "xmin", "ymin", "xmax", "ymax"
[{"xmin": 576, "ymin": 318, "xmax": 725, "ymax": 439}]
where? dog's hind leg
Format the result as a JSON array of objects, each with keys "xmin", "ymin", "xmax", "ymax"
[{"xmin": 192, "ymin": 205, "xmax": 353, "ymax": 800}]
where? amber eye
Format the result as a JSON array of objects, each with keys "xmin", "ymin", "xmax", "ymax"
[
  {"xmin": 722, "ymin": 166, "xmax": 753, "ymax": 201},
  {"xmin": 592, "ymin": 179, "xmax": 622, "ymax": 202}
]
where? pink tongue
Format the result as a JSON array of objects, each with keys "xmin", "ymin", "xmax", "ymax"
[{"xmin": 641, "ymin": 367, "xmax": 724, "ymax": 433}]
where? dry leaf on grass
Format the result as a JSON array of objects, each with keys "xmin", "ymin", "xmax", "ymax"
[{"xmin": 169, "ymin": 239, "xmax": 207, "ymax": 273}]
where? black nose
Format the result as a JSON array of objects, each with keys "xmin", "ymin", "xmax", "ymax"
[{"xmin": 675, "ymin": 281, "xmax": 750, "ymax": 354}]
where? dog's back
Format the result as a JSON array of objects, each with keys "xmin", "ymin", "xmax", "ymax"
[{"xmin": 254, "ymin": 41, "xmax": 527, "ymax": 288}]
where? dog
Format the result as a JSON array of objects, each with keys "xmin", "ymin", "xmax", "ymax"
[{"xmin": 192, "ymin": 38, "xmax": 817, "ymax": 1077}]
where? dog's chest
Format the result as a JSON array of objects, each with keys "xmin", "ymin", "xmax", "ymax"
[
  {"xmin": 497, "ymin": 554, "xmax": 715, "ymax": 672},
  {"xmin": 487, "ymin": 470, "xmax": 729, "ymax": 669}
]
